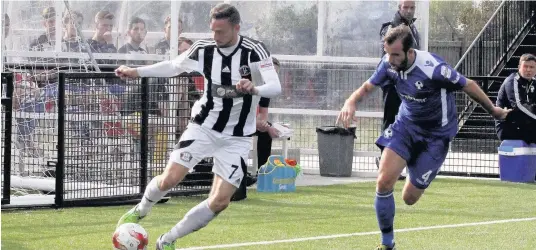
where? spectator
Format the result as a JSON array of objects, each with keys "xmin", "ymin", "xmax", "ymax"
[
  {"xmin": 254, "ymin": 57, "xmax": 283, "ymax": 168},
  {"xmin": 62, "ymin": 10, "xmax": 85, "ymax": 53},
  {"xmin": 235, "ymin": 57, "xmax": 283, "ymax": 200},
  {"xmin": 178, "ymin": 37, "xmax": 193, "ymax": 54},
  {"xmin": 3, "ymin": 13, "xmax": 10, "ymax": 65},
  {"xmin": 496, "ymin": 53, "xmax": 536, "ymax": 144},
  {"xmin": 175, "ymin": 38, "xmax": 200, "ymax": 137},
  {"xmin": 380, "ymin": 1, "xmax": 420, "ymax": 53},
  {"xmin": 118, "ymin": 17, "xmax": 148, "ymax": 66},
  {"xmin": 375, "ymin": 0, "xmax": 420, "ymax": 179},
  {"xmin": 87, "ymin": 10, "xmax": 117, "ymax": 65},
  {"xmin": 3, "ymin": 13, "xmax": 9, "ymax": 41},
  {"xmin": 29, "ymin": 7, "xmax": 56, "ymax": 51},
  {"xmin": 154, "ymin": 16, "xmax": 183, "ymax": 55}
]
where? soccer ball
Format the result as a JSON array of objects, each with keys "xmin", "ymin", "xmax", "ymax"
[{"xmin": 112, "ymin": 223, "xmax": 148, "ymax": 250}]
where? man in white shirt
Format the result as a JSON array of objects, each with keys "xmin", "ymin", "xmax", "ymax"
[{"xmin": 114, "ymin": 3, "xmax": 281, "ymax": 249}]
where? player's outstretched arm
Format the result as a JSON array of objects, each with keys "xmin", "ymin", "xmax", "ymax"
[
  {"xmin": 115, "ymin": 41, "xmax": 203, "ymax": 79},
  {"xmin": 115, "ymin": 60, "xmax": 182, "ymax": 79},
  {"xmin": 462, "ymin": 79, "xmax": 511, "ymax": 120},
  {"xmin": 337, "ymin": 81, "xmax": 376, "ymax": 128}
]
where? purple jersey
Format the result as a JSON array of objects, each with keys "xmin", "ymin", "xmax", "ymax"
[{"xmin": 369, "ymin": 50, "xmax": 468, "ymax": 138}]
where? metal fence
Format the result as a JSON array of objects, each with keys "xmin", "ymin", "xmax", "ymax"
[
  {"xmin": 0, "ymin": 61, "xmax": 519, "ymax": 208},
  {"xmin": 263, "ymin": 62, "xmax": 505, "ymax": 177},
  {"xmin": 1, "ymin": 71, "xmax": 213, "ymax": 208}
]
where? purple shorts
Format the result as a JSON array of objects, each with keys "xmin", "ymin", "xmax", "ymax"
[{"xmin": 376, "ymin": 120, "xmax": 450, "ymax": 189}]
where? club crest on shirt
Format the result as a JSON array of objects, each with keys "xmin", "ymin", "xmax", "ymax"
[
  {"xmin": 239, "ymin": 65, "xmax": 251, "ymax": 77},
  {"xmin": 384, "ymin": 127, "xmax": 393, "ymax": 139},
  {"xmin": 180, "ymin": 152, "xmax": 192, "ymax": 162},
  {"xmin": 415, "ymin": 81, "xmax": 424, "ymax": 90}
]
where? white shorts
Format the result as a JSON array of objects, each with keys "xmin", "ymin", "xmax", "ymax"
[{"xmin": 169, "ymin": 123, "xmax": 252, "ymax": 187}]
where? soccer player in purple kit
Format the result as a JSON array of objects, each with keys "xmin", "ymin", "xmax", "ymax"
[{"xmin": 337, "ymin": 25, "xmax": 510, "ymax": 250}]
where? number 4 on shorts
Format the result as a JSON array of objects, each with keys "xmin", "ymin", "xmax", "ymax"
[{"xmin": 421, "ymin": 170, "xmax": 432, "ymax": 184}]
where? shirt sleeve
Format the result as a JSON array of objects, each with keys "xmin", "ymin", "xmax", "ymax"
[
  {"xmin": 248, "ymin": 42, "xmax": 281, "ymax": 98},
  {"xmin": 431, "ymin": 63, "xmax": 467, "ymax": 90},
  {"xmin": 368, "ymin": 59, "xmax": 390, "ymax": 87},
  {"xmin": 137, "ymin": 40, "xmax": 205, "ymax": 77},
  {"xmin": 251, "ymin": 57, "xmax": 281, "ymax": 98}
]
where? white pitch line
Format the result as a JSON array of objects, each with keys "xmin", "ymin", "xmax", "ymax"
[{"xmin": 177, "ymin": 217, "xmax": 536, "ymax": 250}]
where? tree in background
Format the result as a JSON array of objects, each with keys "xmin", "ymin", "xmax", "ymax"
[
  {"xmin": 429, "ymin": 0, "xmax": 500, "ymax": 42},
  {"xmin": 256, "ymin": 4, "xmax": 318, "ymax": 55}
]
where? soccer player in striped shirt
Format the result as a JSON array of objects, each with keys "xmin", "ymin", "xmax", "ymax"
[{"xmin": 114, "ymin": 3, "xmax": 281, "ymax": 249}]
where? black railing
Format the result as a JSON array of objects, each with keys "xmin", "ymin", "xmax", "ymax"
[
  {"xmin": 454, "ymin": 0, "xmax": 536, "ymax": 132},
  {"xmin": 1, "ymin": 73, "xmax": 14, "ymax": 205},
  {"xmin": 0, "ymin": 72, "xmax": 211, "ymax": 208},
  {"xmin": 455, "ymin": 0, "xmax": 536, "ymax": 76},
  {"xmin": 56, "ymin": 73, "xmax": 212, "ymax": 207}
]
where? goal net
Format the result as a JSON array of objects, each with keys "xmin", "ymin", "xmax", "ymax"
[{"xmin": 1, "ymin": 0, "xmax": 216, "ymax": 206}]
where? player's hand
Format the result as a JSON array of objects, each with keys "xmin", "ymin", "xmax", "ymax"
[
  {"xmin": 115, "ymin": 65, "xmax": 139, "ymax": 80},
  {"xmin": 490, "ymin": 106, "xmax": 511, "ymax": 120},
  {"xmin": 337, "ymin": 100, "xmax": 357, "ymax": 128},
  {"xmin": 256, "ymin": 119, "xmax": 270, "ymax": 132},
  {"xmin": 236, "ymin": 79, "xmax": 257, "ymax": 95}
]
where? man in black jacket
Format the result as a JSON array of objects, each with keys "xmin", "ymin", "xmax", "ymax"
[
  {"xmin": 495, "ymin": 53, "xmax": 536, "ymax": 144},
  {"xmin": 377, "ymin": 1, "xmax": 421, "ymax": 179}
]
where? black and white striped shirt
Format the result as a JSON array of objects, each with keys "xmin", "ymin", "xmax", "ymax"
[{"xmin": 137, "ymin": 35, "xmax": 281, "ymax": 136}]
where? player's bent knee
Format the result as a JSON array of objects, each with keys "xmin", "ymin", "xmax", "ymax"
[
  {"xmin": 402, "ymin": 183, "xmax": 425, "ymax": 206},
  {"xmin": 402, "ymin": 193, "xmax": 420, "ymax": 205}
]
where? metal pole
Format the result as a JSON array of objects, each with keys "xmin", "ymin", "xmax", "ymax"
[
  {"xmin": 55, "ymin": 73, "xmax": 66, "ymax": 208},
  {"xmin": 316, "ymin": 0, "xmax": 326, "ymax": 56},
  {"xmin": 140, "ymin": 78, "xmax": 149, "ymax": 193},
  {"xmin": 1, "ymin": 73, "xmax": 13, "ymax": 205}
]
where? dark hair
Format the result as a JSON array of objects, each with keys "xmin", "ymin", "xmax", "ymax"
[
  {"xmin": 384, "ymin": 25, "xmax": 413, "ymax": 52},
  {"xmin": 179, "ymin": 37, "xmax": 194, "ymax": 46},
  {"xmin": 272, "ymin": 57, "xmax": 280, "ymax": 67},
  {"xmin": 4, "ymin": 13, "xmax": 10, "ymax": 23},
  {"xmin": 128, "ymin": 17, "xmax": 146, "ymax": 30},
  {"xmin": 520, "ymin": 53, "xmax": 536, "ymax": 63},
  {"xmin": 209, "ymin": 3, "xmax": 241, "ymax": 25}
]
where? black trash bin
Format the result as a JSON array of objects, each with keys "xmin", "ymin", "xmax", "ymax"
[{"xmin": 316, "ymin": 126, "xmax": 356, "ymax": 177}]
